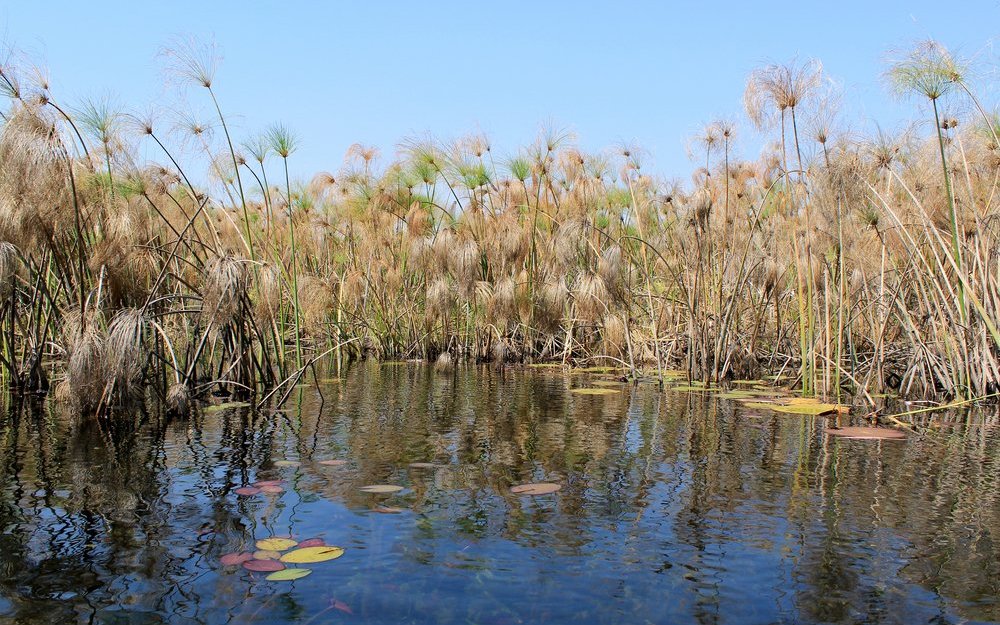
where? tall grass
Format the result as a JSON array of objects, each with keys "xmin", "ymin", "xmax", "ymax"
[{"xmin": 0, "ymin": 38, "xmax": 997, "ymax": 413}]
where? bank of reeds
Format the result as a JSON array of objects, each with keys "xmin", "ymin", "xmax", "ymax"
[{"xmin": 0, "ymin": 39, "xmax": 997, "ymax": 411}]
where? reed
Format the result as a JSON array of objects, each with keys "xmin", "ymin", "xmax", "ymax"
[{"xmin": 0, "ymin": 38, "xmax": 996, "ymax": 414}]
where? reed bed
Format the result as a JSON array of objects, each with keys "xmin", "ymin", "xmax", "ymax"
[{"xmin": 0, "ymin": 39, "xmax": 997, "ymax": 411}]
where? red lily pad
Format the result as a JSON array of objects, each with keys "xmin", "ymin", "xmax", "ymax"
[
  {"xmin": 253, "ymin": 479, "xmax": 283, "ymax": 487},
  {"xmin": 242, "ymin": 558, "xmax": 286, "ymax": 572},
  {"xmin": 259, "ymin": 484, "xmax": 285, "ymax": 494},
  {"xmin": 234, "ymin": 487, "xmax": 261, "ymax": 496},
  {"xmin": 220, "ymin": 551, "xmax": 254, "ymax": 566},
  {"xmin": 297, "ymin": 538, "xmax": 325, "ymax": 548}
]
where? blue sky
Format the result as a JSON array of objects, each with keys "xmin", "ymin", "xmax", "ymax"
[{"xmin": 2, "ymin": 1, "xmax": 997, "ymax": 182}]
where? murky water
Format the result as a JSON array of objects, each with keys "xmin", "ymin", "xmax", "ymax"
[{"xmin": 1, "ymin": 364, "xmax": 998, "ymax": 624}]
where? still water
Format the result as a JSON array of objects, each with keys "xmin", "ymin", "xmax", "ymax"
[{"xmin": 0, "ymin": 363, "xmax": 998, "ymax": 624}]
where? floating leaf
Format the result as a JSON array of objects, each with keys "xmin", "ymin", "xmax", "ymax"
[
  {"xmin": 570, "ymin": 388, "xmax": 619, "ymax": 395},
  {"xmin": 253, "ymin": 479, "xmax": 283, "ymax": 487},
  {"xmin": 259, "ymin": 485, "xmax": 284, "ymax": 494},
  {"xmin": 318, "ymin": 459, "xmax": 347, "ymax": 466},
  {"xmin": 253, "ymin": 550, "xmax": 281, "ymax": 560},
  {"xmin": 274, "ymin": 460, "xmax": 300, "ymax": 467},
  {"xmin": 742, "ymin": 399, "xmax": 848, "ymax": 416},
  {"xmin": 716, "ymin": 390, "xmax": 759, "ymax": 400},
  {"xmin": 359, "ymin": 484, "xmax": 403, "ymax": 494},
  {"xmin": 243, "ymin": 559, "xmax": 285, "ymax": 572},
  {"xmin": 824, "ymin": 426, "xmax": 905, "ymax": 440},
  {"xmin": 408, "ymin": 462, "xmax": 436, "ymax": 469},
  {"xmin": 297, "ymin": 538, "xmax": 325, "ymax": 548},
  {"xmin": 234, "ymin": 486, "xmax": 261, "ymax": 496},
  {"xmin": 280, "ymin": 546, "xmax": 345, "ymax": 564},
  {"xmin": 202, "ymin": 401, "xmax": 251, "ymax": 414},
  {"xmin": 590, "ymin": 379, "xmax": 624, "ymax": 387},
  {"xmin": 511, "ymin": 483, "xmax": 562, "ymax": 495},
  {"xmin": 220, "ymin": 552, "xmax": 254, "ymax": 566},
  {"xmin": 573, "ymin": 366, "xmax": 620, "ymax": 373},
  {"xmin": 256, "ymin": 537, "xmax": 298, "ymax": 551},
  {"xmin": 266, "ymin": 568, "xmax": 312, "ymax": 581},
  {"xmin": 373, "ymin": 506, "xmax": 404, "ymax": 514}
]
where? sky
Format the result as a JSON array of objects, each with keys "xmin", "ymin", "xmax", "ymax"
[{"xmin": 1, "ymin": 1, "xmax": 998, "ymax": 183}]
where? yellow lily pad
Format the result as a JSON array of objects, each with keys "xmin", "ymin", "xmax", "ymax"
[
  {"xmin": 256, "ymin": 537, "xmax": 298, "ymax": 551},
  {"xmin": 253, "ymin": 549, "xmax": 281, "ymax": 560},
  {"xmin": 279, "ymin": 546, "xmax": 345, "ymax": 564},
  {"xmin": 741, "ymin": 398, "xmax": 849, "ymax": 416},
  {"xmin": 266, "ymin": 568, "xmax": 312, "ymax": 581}
]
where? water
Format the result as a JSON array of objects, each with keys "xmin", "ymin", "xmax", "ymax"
[{"xmin": 1, "ymin": 364, "xmax": 998, "ymax": 624}]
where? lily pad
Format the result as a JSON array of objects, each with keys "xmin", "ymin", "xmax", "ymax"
[
  {"xmin": 259, "ymin": 485, "xmax": 284, "ymax": 494},
  {"xmin": 511, "ymin": 483, "xmax": 562, "ymax": 495},
  {"xmin": 318, "ymin": 459, "xmax": 348, "ymax": 466},
  {"xmin": 297, "ymin": 538, "xmax": 326, "ymax": 548},
  {"xmin": 373, "ymin": 506, "xmax": 404, "ymax": 514},
  {"xmin": 741, "ymin": 397, "xmax": 849, "ymax": 416},
  {"xmin": 242, "ymin": 559, "xmax": 285, "ymax": 572},
  {"xmin": 234, "ymin": 486, "xmax": 261, "ymax": 496},
  {"xmin": 253, "ymin": 549, "xmax": 281, "ymax": 560},
  {"xmin": 570, "ymin": 388, "xmax": 619, "ymax": 395},
  {"xmin": 266, "ymin": 568, "xmax": 312, "ymax": 581},
  {"xmin": 274, "ymin": 460, "xmax": 300, "ymax": 467},
  {"xmin": 203, "ymin": 401, "xmax": 251, "ymax": 414},
  {"xmin": 359, "ymin": 484, "xmax": 404, "ymax": 494},
  {"xmin": 280, "ymin": 546, "xmax": 345, "ymax": 564},
  {"xmin": 220, "ymin": 552, "xmax": 254, "ymax": 566},
  {"xmin": 590, "ymin": 379, "xmax": 624, "ymax": 387},
  {"xmin": 824, "ymin": 426, "xmax": 905, "ymax": 440},
  {"xmin": 253, "ymin": 479, "xmax": 283, "ymax": 487},
  {"xmin": 256, "ymin": 537, "xmax": 298, "ymax": 551},
  {"xmin": 408, "ymin": 462, "xmax": 436, "ymax": 469}
]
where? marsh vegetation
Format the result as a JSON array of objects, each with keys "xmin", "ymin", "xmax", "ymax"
[{"xmin": 0, "ymin": 39, "xmax": 997, "ymax": 413}]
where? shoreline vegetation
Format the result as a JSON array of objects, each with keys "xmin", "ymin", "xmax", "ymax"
[{"xmin": 0, "ymin": 38, "xmax": 998, "ymax": 414}]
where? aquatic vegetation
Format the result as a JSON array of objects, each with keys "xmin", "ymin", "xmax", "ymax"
[
  {"xmin": 0, "ymin": 37, "xmax": 997, "ymax": 413},
  {"xmin": 510, "ymin": 483, "xmax": 562, "ymax": 495},
  {"xmin": 359, "ymin": 484, "xmax": 404, "ymax": 494},
  {"xmin": 823, "ymin": 426, "xmax": 906, "ymax": 439}
]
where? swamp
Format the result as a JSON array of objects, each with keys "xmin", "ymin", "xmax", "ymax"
[{"xmin": 1, "ymin": 4, "xmax": 999, "ymax": 623}]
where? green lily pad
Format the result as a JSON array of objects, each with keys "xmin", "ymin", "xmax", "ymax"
[{"xmin": 266, "ymin": 568, "xmax": 312, "ymax": 581}]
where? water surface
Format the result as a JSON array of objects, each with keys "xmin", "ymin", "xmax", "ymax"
[{"xmin": 1, "ymin": 364, "xmax": 998, "ymax": 624}]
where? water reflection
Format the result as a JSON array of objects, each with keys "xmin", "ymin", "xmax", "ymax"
[{"xmin": 0, "ymin": 363, "xmax": 998, "ymax": 624}]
